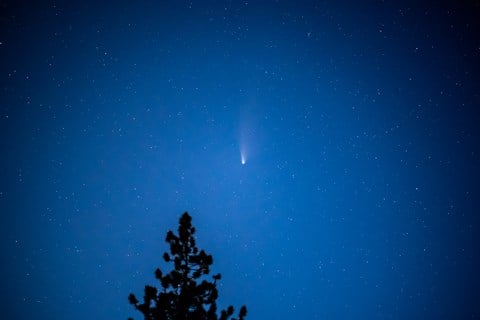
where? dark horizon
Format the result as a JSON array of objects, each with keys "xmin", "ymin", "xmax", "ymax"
[{"xmin": 1, "ymin": 1, "xmax": 479, "ymax": 319}]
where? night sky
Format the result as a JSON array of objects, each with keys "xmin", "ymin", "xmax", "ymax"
[{"xmin": 1, "ymin": 1, "xmax": 480, "ymax": 319}]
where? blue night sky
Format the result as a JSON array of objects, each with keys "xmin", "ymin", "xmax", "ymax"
[{"xmin": 1, "ymin": 1, "xmax": 479, "ymax": 319}]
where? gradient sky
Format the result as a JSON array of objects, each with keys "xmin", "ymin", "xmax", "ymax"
[{"xmin": 1, "ymin": 1, "xmax": 480, "ymax": 319}]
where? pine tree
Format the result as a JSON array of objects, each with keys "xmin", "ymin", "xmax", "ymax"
[{"xmin": 128, "ymin": 212, "xmax": 247, "ymax": 320}]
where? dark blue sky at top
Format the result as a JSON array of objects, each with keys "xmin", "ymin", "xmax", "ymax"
[{"xmin": 1, "ymin": 0, "xmax": 479, "ymax": 319}]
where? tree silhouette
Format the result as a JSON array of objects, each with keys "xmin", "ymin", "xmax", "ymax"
[{"xmin": 128, "ymin": 212, "xmax": 247, "ymax": 320}]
